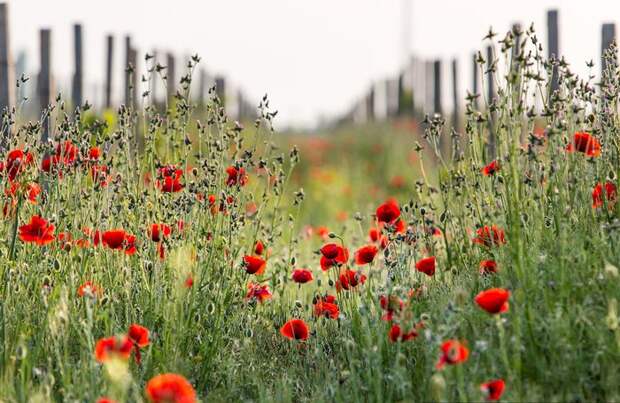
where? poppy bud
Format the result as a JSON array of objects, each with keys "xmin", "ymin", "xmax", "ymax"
[
  {"xmin": 295, "ymin": 300, "xmax": 303, "ymax": 308},
  {"xmin": 328, "ymin": 232, "xmax": 337, "ymax": 239}
]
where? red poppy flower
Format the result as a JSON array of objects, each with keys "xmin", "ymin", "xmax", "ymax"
[
  {"xmin": 145, "ymin": 373, "xmax": 197, "ymax": 403},
  {"xmin": 77, "ymin": 281, "xmax": 102, "ymax": 297},
  {"xmin": 157, "ymin": 165, "xmax": 184, "ymax": 193},
  {"xmin": 336, "ymin": 269, "xmax": 367, "ymax": 291},
  {"xmin": 242, "ymin": 255, "xmax": 266, "ymax": 275},
  {"xmin": 319, "ymin": 243, "xmax": 349, "ymax": 271},
  {"xmin": 479, "ymin": 260, "xmax": 498, "ymax": 275},
  {"xmin": 18, "ymin": 215, "xmax": 55, "ymax": 245},
  {"xmin": 280, "ymin": 319, "xmax": 309, "ymax": 341},
  {"xmin": 128, "ymin": 323, "xmax": 150, "ymax": 364},
  {"xmin": 245, "ymin": 282, "xmax": 272, "ymax": 303},
  {"xmin": 128, "ymin": 324, "xmax": 149, "ymax": 347},
  {"xmin": 102, "ymin": 230, "xmax": 137, "ymax": 255},
  {"xmin": 480, "ymin": 379, "xmax": 505, "ymax": 401},
  {"xmin": 482, "ymin": 160, "xmax": 500, "ymax": 176},
  {"xmin": 566, "ymin": 132, "xmax": 601, "ymax": 157},
  {"xmin": 94, "ymin": 335, "xmax": 133, "ymax": 363},
  {"xmin": 380, "ymin": 295, "xmax": 404, "ymax": 321},
  {"xmin": 376, "ymin": 198, "xmax": 400, "ymax": 224},
  {"xmin": 254, "ymin": 240, "xmax": 265, "ymax": 255},
  {"xmin": 226, "ymin": 166, "xmax": 248, "ymax": 187},
  {"xmin": 56, "ymin": 140, "xmax": 78, "ymax": 165},
  {"xmin": 415, "ymin": 256, "xmax": 436, "ymax": 276},
  {"xmin": 436, "ymin": 339, "xmax": 469, "ymax": 369},
  {"xmin": 369, "ymin": 227, "xmax": 381, "ymax": 242},
  {"xmin": 292, "ymin": 268, "xmax": 314, "ymax": 284},
  {"xmin": 26, "ymin": 182, "xmax": 41, "ymax": 203},
  {"xmin": 96, "ymin": 398, "xmax": 117, "ymax": 403},
  {"xmin": 473, "ymin": 225, "xmax": 506, "ymax": 247},
  {"xmin": 313, "ymin": 295, "xmax": 339, "ymax": 319},
  {"xmin": 4, "ymin": 148, "xmax": 33, "ymax": 181},
  {"xmin": 475, "ymin": 288, "xmax": 510, "ymax": 314},
  {"xmin": 88, "ymin": 147, "xmax": 102, "ymax": 160},
  {"xmin": 316, "ymin": 226, "xmax": 329, "ymax": 239},
  {"xmin": 90, "ymin": 165, "xmax": 110, "ymax": 186},
  {"xmin": 354, "ymin": 244, "xmax": 378, "ymax": 265},
  {"xmin": 388, "ymin": 324, "xmax": 418, "ymax": 342},
  {"xmin": 592, "ymin": 181, "xmax": 617, "ymax": 208},
  {"xmin": 150, "ymin": 223, "xmax": 172, "ymax": 242}
]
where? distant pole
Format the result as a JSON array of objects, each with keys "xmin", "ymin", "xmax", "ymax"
[
  {"xmin": 71, "ymin": 23, "xmax": 83, "ymax": 109},
  {"xmin": 512, "ymin": 23, "xmax": 522, "ymax": 63},
  {"xmin": 129, "ymin": 46, "xmax": 138, "ymax": 109},
  {"xmin": 433, "ymin": 60, "xmax": 442, "ymax": 115},
  {"xmin": 215, "ymin": 76, "xmax": 226, "ymax": 109},
  {"xmin": 486, "ymin": 46, "xmax": 495, "ymax": 158},
  {"xmin": 425, "ymin": 60, "xmax": 433, "ymax": 114},
  {"xmin": 104, "ymin": 34, "xmax": 113, "ymax": 109},
  {"xmin": 0, "ymin": 3, "xmax": 15, "ymax": 121},
  {"xmin": 150, "ymin": 49, "xmax": 158, "ymax": 105},
  {"xmin": 451, "ymin": 59, "xmax": 459, "ymax": 130},
  {"xmin": 547, "ymin": 9, "xmax": 559, "ymax": 93},
  {"xmin": 38, "ymin": 29, "xmax": 52, "ymax": 143},
  {"xmin": 472, "ymin": 52, "xmax": 479, "ymax": 109},
  {"xmin": 397, "ymin": 71, "xmax": 406, "ymax": 117},
  {"xmin": 366, "ymin": 85, "xmax": 375, "ymax": 122},
  {"xmin": 166, "ymin": 52, "xmax": 176, "ymax": 104},
  {"xmin": 601, "ymin": 23, "xmax": 616, "ymax": 78},
  {"xmin": 124, "ymin": 35, "xmax": 131, "ymax": 106},
  {"xmin": 198, "ymin": 68, "xmax": 206, "ymax": 105}
]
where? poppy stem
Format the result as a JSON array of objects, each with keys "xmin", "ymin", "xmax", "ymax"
[{"xmin": 8, "ymin": 197, "xmax": 22, "ymax": 261}]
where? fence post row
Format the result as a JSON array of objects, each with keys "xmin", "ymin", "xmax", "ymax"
[
  {"xmin": 38, "ymin": 28, "xmax": 52, "ymax": 143},
  {"xmin": 71, "ymin": 23, "xmax": 83, "ymax": 109},
  {"xmin": 0, "ymin": 2, "xmax": 14, "ymax": 125}
]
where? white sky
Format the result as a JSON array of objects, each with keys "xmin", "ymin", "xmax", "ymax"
[{"xmin": 3, "ymin": 0, "xmax": 618, "ymax": 128}]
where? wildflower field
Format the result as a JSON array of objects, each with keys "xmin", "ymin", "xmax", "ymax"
[{"xmin": 1, "ymin": 26, "xmax": 620, "ymax": 402}]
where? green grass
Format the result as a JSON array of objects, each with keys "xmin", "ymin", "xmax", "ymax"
[{"xmin": 0, "ymin": 26, "xmax": 619, "ymax": 402}]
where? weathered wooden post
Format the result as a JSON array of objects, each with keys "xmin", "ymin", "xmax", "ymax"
[
  {"xmin": 129, "ymin": 46, "xmax": 138, "ymax": 108},
  {"xmin": 124, "ymin": 36, "xmax": 132, "ymax": 106},
  {"xmin": 0, "ymin": 2, "xmax": 14, "ymax": 123},
  {"xmin": 166, "ymin": 52, "xmax": 176, "ymax": 104},
  {"xmin": 472, "ymin": 52, "xmax": 479, "ymax": 110},
  {"xmin": 71, "ymin": 23, "xmax": 83, "ymax": 109},
  {"xmin": 433, "ymin": 60, "xmax": 442, "ymax": 116},
  {"xmin": 366, "ymin": 85, "xmax": 375, "ymax": 122},
  {"xmin": 38, "ymin": 29, "xmax": 52, "ymax": 142},
  {"xmin": 425, "ymin": 60, "xmax": 434, "ymax": 115},
  {"xmin": 215, "ymin": 75, "xmax": 226, "ymax": 109},
  {"xmin": 397, "ymin": 71, "xmax": 405, "ymax": 116},
  {"xmin": 104, "ymin": 34, "xmax": 113, "ymax": 109},
  {"xmin": 198, "ymin": 68, "xmax": 207, "ymax": 106},
  {"xmin": 547, "ymin": 9, "xmax": 559, "ymax": 93},
  {"xmin": 451, "ymin": 59, "xmax": 459, "ymax": 130},
  {"xmin": 601, "ymin": 23, "xmax": 616, "ymax": 77},
  {"xmin": 486, "ymin": 46, "xmax": 495, "ymax": 158}
]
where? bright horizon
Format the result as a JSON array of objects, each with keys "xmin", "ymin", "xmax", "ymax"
[{"xmin": 3, "ymin": 0, "xmax": 617, "ymax": 128}]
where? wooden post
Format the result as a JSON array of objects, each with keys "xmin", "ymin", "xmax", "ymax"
[
  {"xmin": 601, "ymin": 23, "xmax": 616, "ymax": 78},
  {"xmin": 166, "ymin": 52, "xmax": 176, "ymax": 104},
  {"xmin": 198, "ymin": 68, "xmax": 206, "ymax": 106},
  {"xmin": 38, "ymin": 29, "xmax": 52, "ymax": 143},
  {"xmin": 451, "ymin": 59, "xmax": 459, "ymax": 130},
  {"xmin": 366, "ymin": 85, "xmax": 375, "ymax": 122},
  {"xmin": 433, "ymin": 60, "xmax": 442, "ymax": 115},
  {"xmin": 472, "ymin": 52, "xmax": 479, "ymax": 109},
  {"xmin": 425, "ymin": 60, "xmax": 433, "ymax": 115},
  {"xmin": 129, "ymin": 46, "xmax": 138, "ymax": 108},
  {"xmin": 547, "ymin": 9, "xmax": 559, "ymax": 93},
  {"xmin": 512, "ymin": 23, "xmax": 522, "ymax": 62},
  {"xmin": 71, "ymin": 23, "xmax": 83, "ymax": 109},
  {"xmin": 124, "ymin": 35, "xmax": 131, "ymax": 106},
  {"xmin": 486, "ymin": 45, "xmax": 495, "ymax": 159},
  {"xmin": 215, "ymin": 76, "xmax": 226, "ymax": 109},
  {"xmin": 0, "ymin": 2, "xmax": 14, "ymax": 121},
  {"xmin": 397, "ymin": 71, "xmax": 404, "ymax": 116},
  {"xmin": 104, "ymin": 35, "xmax": 113, "ymax": 109}
]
